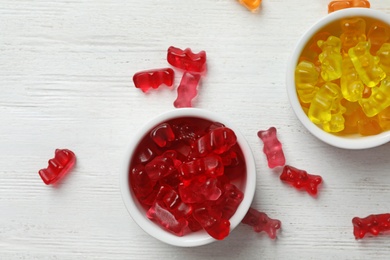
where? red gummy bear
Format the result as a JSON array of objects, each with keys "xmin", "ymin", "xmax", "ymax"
[
  {"xmin": 150, "ymin": 123, "xmax": 175, "ymax": 148},
  {"xmin": 178, "ymin": 176, "xmax": 222, "ymax": 204},
  {"xmin": 352, "ymin": 213, "xmax": 390, "ymax": 239},
  {"xmin": 257, "ymin": 127, "xmax": 286, "ymax": 168},
  {"xmin": 241, "ymin": 207, "xmax": 281, "ymax": 239},
  {"xmin": 147, "ymin": 186, "xmax": 192, "ymax": 236},
  {"xmin": 144, "ymin": 150, "xmax": 181, "ymax": 182},
  {"xmin": 280, "ymin": 165, "xmax": 323, "ymax": 196},
  {"xmin": 38, "ymin": 149, "xmax": 76, "ymax": 185},
  {"xmin": 214, "ymin": 183, "xmax": 244, "ymax": 219},
  {"xmin": 193, "ymin": 207, "xmax": 230, "ymax": 240},
  {"xmin": 173, "ymin": 72, "xmax": 201, "ymax": 108},
  {"xmin": 191, "ymin": 127, "xmax": 237, "ymax": 157},
  {"xmin": 167, "ymin": 46, "xmax": 207, "ymax": 73},
  {"xmin": 179, "ymin": 153, "xmax": 224, "ymax": 179},
  {"xmin": 133, "ymin": 68, "xmax": 174, "ymax": 93}
]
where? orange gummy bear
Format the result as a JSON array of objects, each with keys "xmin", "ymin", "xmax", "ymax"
[
  {"xmin": 238, "ymin": 0, "xmax": 262, "ymax": 12},
  {"xmin": 328, "ymin": 0, "xmax": 370, "ymax": 14}
]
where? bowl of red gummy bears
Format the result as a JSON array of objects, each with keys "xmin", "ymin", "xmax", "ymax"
[
  {"xmin": 287, "ymin": 8, "xmax": 390, "ymax": 149},
  {"xmin": 120, "ymin": 108, "xmax": 256, "ymax": 247}
]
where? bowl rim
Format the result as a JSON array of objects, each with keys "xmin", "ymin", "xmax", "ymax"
[
  {"xmin": 120, "ymin": 108, "xmax": 257, "ymax": 247},
  {"xmin": 286, "ymin": 8, "xmax": 390, "ymax": 150}
]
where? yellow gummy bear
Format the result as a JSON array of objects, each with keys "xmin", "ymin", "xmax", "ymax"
[
  {"xmin": 295, "ymin": 61, "xmax": 320, "ymax": 103},
  {"xmin": 308, "ymin": 82, "xmax": 345, "ymax": 133},
  {"xmin": 348, "ymin": 41, "xmax": 386, "ymax": 88},
  {"xmin": 340, "ymin": 17, "xmax": 366, "ymax": 53},
  {"xmin": 377, "ymin": 43, "xmax": 390, "ymax": 75},
  {"xmin": 340, "ymin": 56, "xmax": 364, "ymax": 102},
  {"xmin": 318, "ymin": 36, "xmax": 343, "ymax": 82},
  {"xmin": 359, "ymin": 77, "xmax": 390, "ymax": 117}
]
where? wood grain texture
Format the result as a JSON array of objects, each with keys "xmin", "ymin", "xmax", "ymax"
[{"xmin": 1, "ymin": 0, "xmax": 390, "ymax": 259}]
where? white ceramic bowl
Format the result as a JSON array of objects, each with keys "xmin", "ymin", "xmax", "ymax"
[
  {"xmin": 120, "ymin": 108, "xmax": 256, "ymax": 247},
  {"xmin": 286, "ymin": 8, "xmax": 390, "ymax": 149}
]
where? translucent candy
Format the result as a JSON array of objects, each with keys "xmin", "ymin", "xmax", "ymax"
[
  {"xmin": 178, "ymin": 176, "xmax": 222, "ymax": 204},
  {"xmin": 167, "ymin": 46, "xmax": 207, "ymax": 73},
  {"xmin": 308, "ymin": 82, "xmax": 343, "ymax": 126},
  {"xmin": 238, "ymin": 0, "xmax": 262, "ymax": 12},
  {"xmin": 328, "ymin": 0, "xmax": 370, "ymax": 13},
  {"xmin": 280, "ymin": 165, "xmax": 323, "ymax": 196},
  {"xmin": 378, "ymin": 106, "xmax": 390, "ymax": 131},
  {"xmin": 352, "ymin": 213, "xmax": 390, "ymax": 239},
  {"xmin": 144, "ymin": 150, "xmax": 181, "ymax": 182},
  {"xmin": 179, "ymin": 153, "xmax": 224, "ymax": 179},
  {"xmin": 340, "ymin": 56, "xmax": 364, "ymax": 102},
  {"xmin": 359, "ymin": 77, "xmax": 390, "ymax": 117},
  {"xmin": 367, "ymin": 22, "xmax": 390, "ymax": 54},
  {"xmin": 295, "ymin": 61, "xmax": 320, "ymax": 103},
  {"xmin": 130, "ymin": 164, "xmax": 156, "ymax": 201},
  {"xmin": 377, "ymin": 43, "xmax": 390, "ymax": 74},
  {"xmin": 214, "ymin": 183, "xmax": 244, "ymax": 220},
  {"xmin": 348, "ymin": 41, "xmax": 386, "ymax": 88},
  {"xmin": 133, "ymin": 68, "xmax": 174, "ymax": 93},
  {"xmin": 318, "ymin": 36, "xmax": 343, "ymax": 81},
  {"xmin": 38, "ymin": 149, "xmax": 76, "ymax": 185},
  {"xmin": 150, "ymin": 123, "xmax": 175, "ymax": 148},
  {"xmin": 257, "ymin": 127, "xmax": 285, "ymax": 168},
  {"xmin": 173, "ymin": 72, "xmax": 201, "ymax": 108},
  {"xmin": 193, "ymin": 207, "xmax": 230, "ymax": 240},
  {"xmin": 191, "ymin": 127, "xmax": 237, "ymax": 157},
  {"xmin": 147, "ymin": 186, "xmax": 191, "ymax": 236},
  {"xmin": 241, "ymin": 208, "xmax": 281, "ymax": 239},
  {"xmin": 340, "ymin": 17, "xmax": 366, "ymax": 53}
]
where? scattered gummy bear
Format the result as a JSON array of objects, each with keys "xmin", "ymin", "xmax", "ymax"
[
  {"xmin": 352, "ymin": 213, "xmax": 390, "ymax": 239},
  {"xmin": 328, "ymin": 0, "xmax": 370, "ymax": 14},
  {"xmin": 257, "ymin": 127, "xmax": 286, "ymax": 169},
  {"xmin": 237, "ymin": 0, "xmax": 262, "ymax": 12},
  {"xmin": 133, "ymin": 68, "xmax": 174, "ymax": 93},
  {"xmin": 129, "ymin": 117, "xmax": 247, "ymax": 239},
  {"xmin": 280, "ymin": 165, "xmax": 323, "ymax": 196},
  {"xmin": 38, "ymin": 149, "xmax": 76, "ymax": 185},
  {"xmin": 167, "ymin": 46, "xmax": 207, "ymax": 74},
  {"xmin": 173, "ymin": 72, "xmax": 201, "ymax": 108},
  {"xmin": 241, "ymin": 208, "xmax": 281, "ymax": 239}
]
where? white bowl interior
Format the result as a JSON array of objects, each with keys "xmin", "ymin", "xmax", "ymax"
[
  {"xmin": 286, "ymin": 8, "xmax": 390, "ymax": 149},
  {"xmin": 120, "ymin": 108, "xmax": 256, "ymax": 247}
]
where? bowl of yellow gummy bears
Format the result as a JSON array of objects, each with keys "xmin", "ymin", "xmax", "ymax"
[{"xmin": 287, "ymin": 7, "xmax": 390, "ymax": 149}]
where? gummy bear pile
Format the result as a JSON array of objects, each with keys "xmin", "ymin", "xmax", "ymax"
[
  {"xmin": 129, "ymin": 117, "xmax": 247, "ymax": 240},
  {"xmin": 295, "ymin": 16, "xmax": 390, "ymax": 136}
]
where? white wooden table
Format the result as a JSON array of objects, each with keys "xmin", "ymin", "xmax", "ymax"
[{"xmin": 1, "ymin": 0, "xmax": 390, "ymax": 259}]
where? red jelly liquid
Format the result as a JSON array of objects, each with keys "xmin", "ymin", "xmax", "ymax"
[{"xmin": 129, "ymin": 117, "xmax": 247, "ymax": 239}]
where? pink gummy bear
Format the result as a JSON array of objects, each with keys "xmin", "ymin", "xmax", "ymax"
[
  {"xmin": 191, "ymin": 127, "xmax": 237, "ymax": 157},
  {"xmin": 173, "ymin": 72, "xmax": 201, "ymax": 108},
  {"xmin": 352, "ymin": 213, "xmax": 390, "ymax": 239},
  {"xmin": 241, "ymin": 207, "xmax": 281, "ymax": 239},
  {"xmin": 257, "ymin": 127, "xmax": 285, "ymax": 168},
  {"xmin": 280, "ymin": 165, "xmax": 323, "ymax": 196}
]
